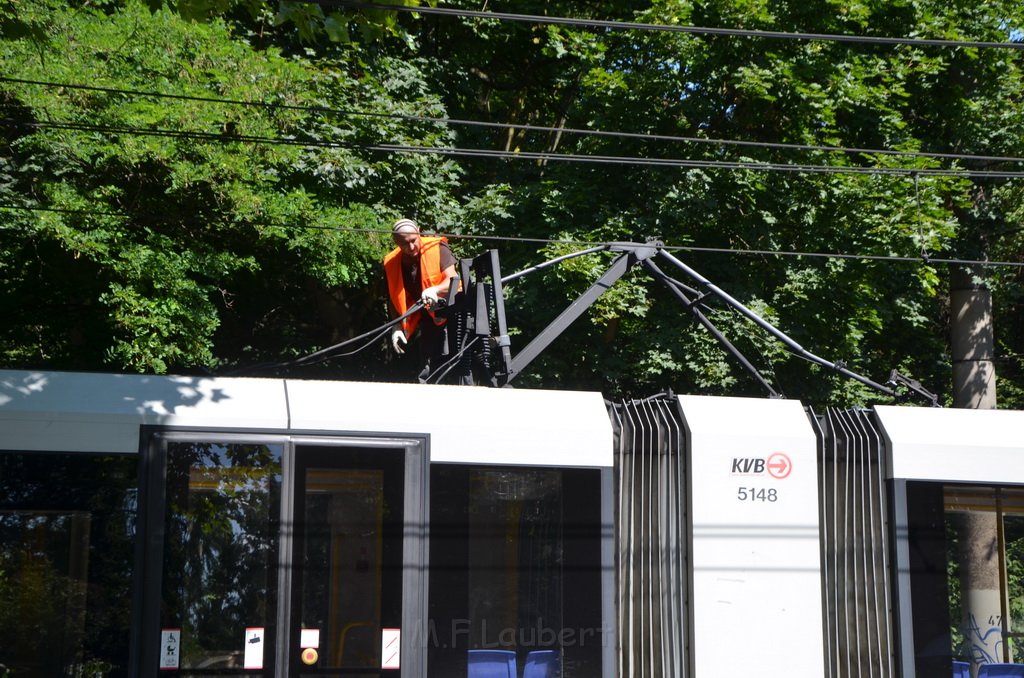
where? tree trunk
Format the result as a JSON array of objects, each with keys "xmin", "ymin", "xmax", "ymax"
[
  {"xmin": 951, "ymin": 265, "xmax": 996, "ymax": 410},
  {"xmin": 950, "ymin": 264, "xmax": 1003, "ymax": 676}
]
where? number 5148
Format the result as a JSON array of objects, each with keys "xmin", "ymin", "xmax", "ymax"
[{"xmin": 737, "ymin": 487, "xmax": 777, "ymax": 502}]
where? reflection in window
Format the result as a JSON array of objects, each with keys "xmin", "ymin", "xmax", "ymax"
[
  {"xmin": 300, "ymin": 468, "xmax": 387, "ymax": 669},
  {"xmin": 0, "ymin": 451, "xmax": 138, "ymax": 677},
  {"xmin": 946, "ymin": 486, "xmax": 1024, "ymax": 666},
  {"xmin": 160, "ymin": 442, "xmax": 282, "ymax": 673},
  {"xmin": 429, "ymin": 466, "xmax": 604, "ymax": 678}
]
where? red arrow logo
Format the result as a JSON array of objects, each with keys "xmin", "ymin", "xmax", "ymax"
[{"xmin": 767, "ymin": 452, "xmax": 792, "ymax": 479}]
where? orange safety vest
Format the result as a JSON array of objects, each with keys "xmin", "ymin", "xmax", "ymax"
[{"xmin": 383, "ymin": 236, "xmax": 451, "ymax": 338}]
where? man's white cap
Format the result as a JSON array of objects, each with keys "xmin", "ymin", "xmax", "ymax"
[{"xmin": 392, "ymin": 218, "xmax": 419, "ymax": 234}]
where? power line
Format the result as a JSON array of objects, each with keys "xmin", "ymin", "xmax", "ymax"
[
  {"xmin": 372, "ymin": 143, "xmax": 1024, "ymax": 178},
  {"xmin": 5, "ymin": 76, "xmax": 1024, "ymax": 167},
  {"xmin": 320, "ymin": 0, "xmax": 1024, "ymax": 51},
  {"xmin": 3, "ymin": 202, "xmax": 1023, "ymax": 269},
  {"xmin": 13, "ymin": 118, "xmax": 1024, "ymax": 179}
]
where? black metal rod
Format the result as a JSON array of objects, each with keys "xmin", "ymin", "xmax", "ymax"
[
  {"xmin": 487, "ymin": 249, "xmax": 514, "ymax": 377},
  {"xmin": 644, "ymin": 259, "xmax": 782, "ymax": 398},
  {"xmin": 508, "ymin": 251, "xmax": 633, "ymax": 383},
  {"xmin": 656, "ymin": 249, "xmax": 898, "ymax": 397},
  {"xmin": 501, "ymin": 245, "xmax": 609, "ymax": 284}
]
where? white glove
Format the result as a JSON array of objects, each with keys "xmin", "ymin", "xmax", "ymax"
[
  {"xmin": 420, "ymin": 288, "xmax": 439, "ymax": 308},
  {"xmin": 391, "ymin": 329, "xmax": 407, "ymax": 354}
]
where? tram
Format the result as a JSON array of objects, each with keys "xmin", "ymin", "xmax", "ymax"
[{"xmin": 2, "ymin": 368, "xmax": 1024, "ymax": 677}]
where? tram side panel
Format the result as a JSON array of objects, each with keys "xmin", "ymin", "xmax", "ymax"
[
  {"xmin": 874, "ymin": 405, "xmax": 1024, "ymax": 678},
  {"xmin": 0, "ymin": 370, "xmax": 618, "ymax": 678},
  {"xmin": 679, "ymin": 395, "xmax": 826, "ymax": 677}
]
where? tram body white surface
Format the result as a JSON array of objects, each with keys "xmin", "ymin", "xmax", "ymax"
[
  {"xmin": 0, "ymin": 370, "xmax": 612, "ymax": 465},
  {"xmin": 3, "ymin": 369, "xmax": 1024, "ymax": 677}
]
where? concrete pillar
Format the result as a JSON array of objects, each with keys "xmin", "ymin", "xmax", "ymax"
[
  {"xmin": 950, "ymin": 264, "xmax": 1003, "ymax": 676},
  {"xmin": 950, "ymin": 265, "xmax": 996, "ymax": 410},
  {"xmin": 958, "ymin": 511, "xmax": 1004, "ymax": 670}
]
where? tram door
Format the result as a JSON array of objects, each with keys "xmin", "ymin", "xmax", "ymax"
[
  {"xmin": 289, "ymin": 445, "xmax": 406, "ymax": 676},
  {"xmin": 141, "ymin": 437, "xmax": 425, "ymax": 677}
]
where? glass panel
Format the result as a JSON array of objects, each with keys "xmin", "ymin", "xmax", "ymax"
[
  {"xmin": 293, "ymin": 448, "xmax": 404, "ymax": 677},
  {"xmin": 428, "ymin": 466, "xmax": 604, "ymax": 678},
  {"xmin": 0, "ymin": 452, "xmax": 138, "ymax": 677},
  {"xmin": 301, "ymin": 468, "xmax": 384, "ymax": 669},
  {"xmin": 1005, "ymin": 512, "xmax": 1024, "ymax": 660},
  {"xmin": 160, "ymin": 442, "xmax": 282, "ymax": 674},
  {"xmin": 946, "ymin": 485, "xmax": 1024, "ymax": 668},
  {"xmin": 466, "ymin": 470, "xmax": 563, "ymax": 650}
]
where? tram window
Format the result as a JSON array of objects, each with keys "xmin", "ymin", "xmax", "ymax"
[
  {"xmin": 0, "ymin": 451, "xmax": 138, "ymax": 678},
  {"xmin": 428, "ymin": 466, "xmax": 604, "ymax": 678},
  {"xmin": 159, "ymin": 442, "xmax": 282, "ymax": 673},
  {"xmin": 946, "ymin": 485, "xmax": 1024, "ymax": 666},
  {"xmin": 1006, "ymin": 513, "xmax": 1024, "ymax": 659}
]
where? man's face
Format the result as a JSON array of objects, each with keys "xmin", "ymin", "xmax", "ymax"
[{"xmin": 393, "ymin": 230, "xmax": 421, "ymax": 258}]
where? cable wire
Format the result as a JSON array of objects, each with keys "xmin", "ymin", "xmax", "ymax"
[
  {"xmin": 426, "ymin": 335, "xmax": 482, "ymax": 384},
  {"xmin": 3, "ymin": 202, "xmax": 1023, "ymax": 269},
  {"xmin": 319, "ymin": 0, "xmax": 1024, "ymax": 51},
  {"xmin": 231, "ymin": 302, "xmax": 424, "ymax": 375},
  {"xmin": 5, "ymin": 76, "xmax": 1024, "ymax": 167},
  {"xmin": 13, "ymin": 118, "xmax": 1024, "ymax": 179}
]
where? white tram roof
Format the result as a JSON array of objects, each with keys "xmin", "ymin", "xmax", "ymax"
[
  {"xmin": 875, "ymin": 404, "xmax": 1024, "ymax": 484},
  {"xmin": 0, "ymin": 370, "xmax": 613, "ymax": 467}
]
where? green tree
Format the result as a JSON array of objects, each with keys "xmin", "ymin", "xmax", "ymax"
[
  {"xmin": 397, "ymin": 0, "xmax": 1024, "ymax": 404},
  {"xmin": 0, "ymin": 0, "xmax": 460, "ymax": 376},
  {"xmin": 4, "ymin": 0, "xmax": 1024, "ymax": 407}
]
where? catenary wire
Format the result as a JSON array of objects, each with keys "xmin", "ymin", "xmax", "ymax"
[
  {"xmin": 319, "ymin": 0, "xmax": 1024, "ymax": 51},
  {"xmin": 11, "ymin": 118, "xmax": 1024, "ymax": 179},
  {"xmin": 426, "ymin": 335, "xmax": 482, "ymax": 384},
  {"xmin": 5, "ymin": 76, "xmax": 1024, "ymax": 167},
  {"xmin": 3, "ymin": 202, "xmax": 1023, "ymax": 269},
  {"xmin": 230, "ymin": 301, "xmax": 424, "ymax": 375}
]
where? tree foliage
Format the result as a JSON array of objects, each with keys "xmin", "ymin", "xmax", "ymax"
[
  {"xmin": 2, "ymin": 0, "xmax": 1024, "ymax": 407},
  {"xmin": 1, "ymin": 1, "xmax": 460, "ymax": 376}
]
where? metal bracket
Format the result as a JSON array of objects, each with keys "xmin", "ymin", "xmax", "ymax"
[
  {"xmin": 437, "ymin": 240, "xmax": 936, "ymax": 405},
  {"xmin": 887, "ymin": 370, "xmax": 940, "ymax": 407}
]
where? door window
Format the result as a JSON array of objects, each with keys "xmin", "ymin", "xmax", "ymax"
[
  {"xmin": 147, "ymin": 438, "xmax": 420, "ymax": 677},
  {"xmin": 290, "ymin": 446, "xmax": 405, "ymax": 675},
  {"xmin": 159, "ymin": 442, "xmax": 283, "ymax": 673}
]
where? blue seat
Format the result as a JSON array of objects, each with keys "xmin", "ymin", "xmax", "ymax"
[
  {"xmin": 467, "ymin": 649, "xmax": 517, "ymax": 678},
  {"xmin": 523, "ymin": 650, "xmax": 560, "ymax": 678},
  {"xmin": 978, "ymin": 664, "xmax": 1024, "ymax": 677},
  {"xmin": 953, "ymin": 660, "xmax": 970, "ymax": 678}
]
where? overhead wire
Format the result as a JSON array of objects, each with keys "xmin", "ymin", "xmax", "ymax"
[
  {"xmin": 2, "ymin": 8, "xmax": 1018, "ymax": 392},
  {"xmin": 319, "ymin": 0, "xmax": 1024, "ymax": 51},
  {"xmin": 3, "ymin": 24, "xmax": 1024, "ymax": 266},
  {"xmin": 230, "ymin": 301, "xmax": 425, "ymax": 375},
  {"xmin": 5, "ymin": 75, "xmax": 1024, "ymax": 167},
  {"xmin": 0, "ymin": 196, "xmax": 1001, "ymax": 395},
  {"xmin": 11, "ymin": 117, "xmax": 1024, "ymax": 179},
  {"xmin": 2, "ymin": 202, "xmax": 1023, "ymax": 269}
]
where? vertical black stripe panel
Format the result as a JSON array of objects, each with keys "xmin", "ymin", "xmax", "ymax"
[
  {"xmin": 812, "ymin": 407, "xmax": 896, "ymax": 678},
  {"xmin": 609, "ymin": 396, "xmax": 689, "ymax": 678}
]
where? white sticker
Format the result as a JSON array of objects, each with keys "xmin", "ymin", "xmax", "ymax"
[
  {"xmin": 300, "ymin": 628, "xmax": 320, "ymax": 649},
  {"xmin": 159, "ymin": 629, "xmax": 181, "ymax": 670},
  {"xmin": 243, "ymin": 627, "xmax": 265, "ymax": 669},
  {"xmin": 381, "ymin": 628, "xmax": 400, "ymax": 669}
]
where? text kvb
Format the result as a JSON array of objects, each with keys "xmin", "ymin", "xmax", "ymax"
[{"xmin": 731, "ymin": 458, "xmax": 766, "ymax": 474}]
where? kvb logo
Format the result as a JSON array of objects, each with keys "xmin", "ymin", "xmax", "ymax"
[
  {"xmin": 730, "ymin": 452, "xmax": 792, "ymax": 479},
  {"xmin": 731, "ymin": 458, "xmax": 765, "ymax": 474}
]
